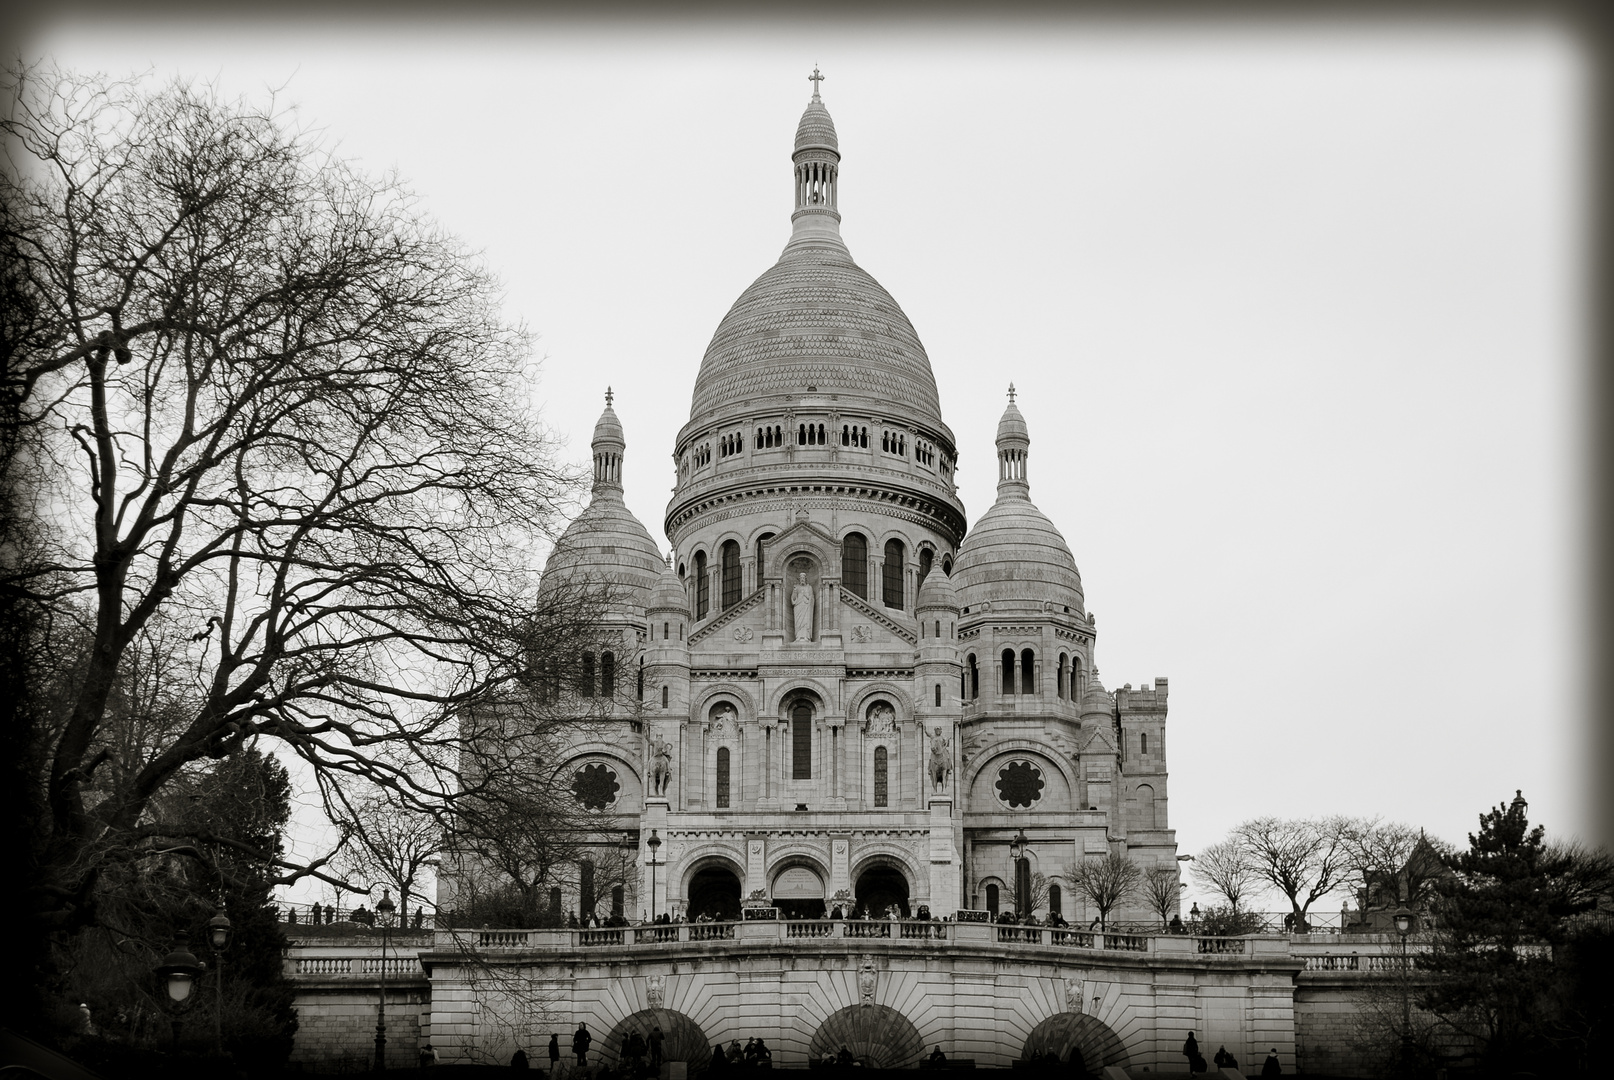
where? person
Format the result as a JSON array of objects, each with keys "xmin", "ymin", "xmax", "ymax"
[
  {"xmin": 1068, "ymin": 1045, "xmax": 1086, "ymax": 1076},
  {"xmin": 1184, "ymin": 1032, "xmax": 1202, "ymax": 1077},
  {"xmin": 836, "ymin": 1046, "xmax": 855, "ymax": 1067},
  {"xmin": 745, "ymin": 1037, "xmax": 760, "ymax": 1065},
  {"xmin": 419, "ymin": 1043, "xmax": 438, "ymax": 1067},
  {"xmin": 550, "ymin": 1034, "xmax": 562, "ymax": 1071},
  {"xmin": 623, "ymin": 1030, "xmax": 646, "ymax": 1075},
  {"xmin": 1224, "ymin": 1050, "xmax": 1239, "ymax": 1072},
  {"xmin": 648, "ymin": 1026, "xmax": 665, "ymax": 1070},
  {"xmin": 929, "ymin": 1046, "xmax": 947, "ymax": 1065},
  {"xmin": 568, "ymin": 912, "xmax": 579, "ymax": 929},
  {"xmin": 757, "ymin": 1038, "xmax": 772, "ymax": 1068},
  {"xmin": 1169, "ymin": 914, "xmax": 1185, "ymax": 933},
  {"xmin": 727, "ymin": 1040, "xmax": 743, "ymax": 1065},
  {"xmin": 575, "ymin": 1022, "xmax": 593, "ymax": 1067},
  {"xmin": 830, "ymin": 905, "xmax": 844, "ymax": 919},
  {"xmin": 708, "ymin": 1040, "xmax": 728, "ymax": 1073},
  {"xmin": 1214, "ymin": 1047, "xmax": 1229, "ymax": 1070},
  {"xmin": 1261, "ymin": 1049, "xmax": 1282, "ymax": 1078},
  {"xmin": 512, "ymin": 1047, "xmax": 531, "ymax": 1070}
]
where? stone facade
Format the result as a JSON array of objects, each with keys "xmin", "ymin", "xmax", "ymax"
[{"xmin": 438, "ymin": 76, "xmax": 1177, "ymax": 937}]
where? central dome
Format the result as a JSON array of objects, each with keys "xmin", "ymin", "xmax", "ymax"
[{"xmin": 687, "ymin": 246, "xmax": 946, "ymax": 430}]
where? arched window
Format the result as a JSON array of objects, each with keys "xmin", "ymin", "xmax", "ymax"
[
  {"xmin": 721, "ymin": 540, "xmax": 741, "ymax": 609},
  {"xmin": 798, "ymin": 423, "xmax": 807, "ymax": 445},
  {"xmin": 1001, "ymin": 649, "xmax": 1015, "ymax": 696},
  {"xmin": 882, "ymin": 539, "xmax": 905, "ymax": 608},
  {"xmin": 661, "ymin": 685, "xmax": 669, "ymax": 708},
  {"xmin": 716, "ymin": 747, "xmax": 731, "ymax": 808},
  {"xmin": 1137, "ymin": 783, "xmax": 1157, "ymax": 829},
  {"xmin": 601, "ymin": 651, "xmax": 615, "ymax": 697},
  {"xmin": 637, "ymin": 659, "xmax": 644, "ymax": 701},
  {"xmin": 1057, "ymin": 654, "xmax": 1068, "ymax": 698},
  {"xmin": 842, "ymin": 532, "xmax": 868, "ymax": 599},
  {"xmin": 1021, "ymin": 649, "xmax": 1036, "ymax": 695},
  {"xmin": 967, "ymin": 654, "xmax": 979, "ymax": 700},
  {"xmin": 1141, "ymin": 731, "xmax": 1148, "ymax": 755},
  {"xmin": 756, "ymin": 532, "xmax": 774, "ymax": 580},
  {"xmin": 694, "ymin": 551, "xmax": 709, "ymax": 619},
  {"xmin": 941, "ymin": 555, "xmax": 952, "ymax": 576},
  {"xmin": 549, "ymin": 887, "xmax": 562, "ymax": 919},
  {"xmin": 1049, "ymin": 884, "xmax": 1062, "ymax": 917},
  {"xmin": 918, "ymin": 547, "xmax": 933, "ymax": 582},
  {"xmin": 986, "ymin": 883, "xmax": 1000, "ymax": 915},
  {"xmin": 873, "ymin": 745, "xmax": 888, "ymax": 807},
  {"xmin": 791, "ymin": 700, "xmax": 813, "ymax": 779},
  {"xmin": 934, "ymin": 683, "xmax": 942, "ymax": 707},
  {"xmin": 579, "ymin": 651, "xmax": 596, "ymax": 697},
  {"xmin": 1072, "ymin": 657, "xmax": 1083, "ymax": 701}
]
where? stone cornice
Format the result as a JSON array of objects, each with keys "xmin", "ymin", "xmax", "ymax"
[
  {"xmin": 839, "ymin": 588, "xmax": 918, "ymax": 645},
  {"xmin": 688, "ymin": 585, "xmax": 766, "ymax": 646},
  {"xmin": 665, "ymin": 474, "xmax": 967, "ymax": 543}
]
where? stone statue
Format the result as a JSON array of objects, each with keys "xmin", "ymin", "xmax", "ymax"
[
  {"xmin": 929, "ymin": 727, "xmax": 952, "ymax": 792},
  {"xmin": 649, "ymin": 733, "xmax": 674, "ymax": 795},
  {"xmin": 791, "ymin": 571, "xmax": 814, "ymax": 642},
  {"xmin": 866, "ymin": 702, "xmax": 896, "ymax": 736}
]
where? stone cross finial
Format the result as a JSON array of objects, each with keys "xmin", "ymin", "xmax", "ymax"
[
  {"xmin": 605, "ymin": 386, "xmax": 614, "ymax": 406},
  {"xmin": 809, "ymin": 66, "xmax": 825, "ymax": 98},
  {"xmin": 1007, "ymin": 383, "xmax": 1017, "ymax": 404}
]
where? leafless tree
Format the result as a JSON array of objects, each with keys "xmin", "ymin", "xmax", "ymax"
[
  {"xmin": 1340, "ymin": 817, "xmax": 1453, "ymax": 914},
  {"xmin": 1139, "ymin": 863, "xmax": 1182, "ymax": 929},
  {"xmin": 1191, "ymin": 839, "xmax": 1261, "ymax": 914},
  {"xmin": 1234, "ymin": 815, "xmax": 1355, "ymax": 930},
  {"xmin": 1067, "ymin": 851, "xmax": 1141, "ymax": 930},
  {"xmin": 329, "ymin": 782, "xmax": 444, "ymax": 926},
  {"xmin": 2, "ymin": 65, "xmax": 599, "ymax": 937}
]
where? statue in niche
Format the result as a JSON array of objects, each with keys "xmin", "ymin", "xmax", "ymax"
[
  {"xmin": 866, "ymin": 702, "xmax": 896, "ymax": 736},
  {"xmin": 791, "ymin": 571, "xmax": 815, "ymax": 642},
  {"xmin": 928, "ymin": 727, "xmax": 952, "ymax": 792},
  {"xmin": 648, "ymin": 733, "xmax": 674, "ymax": 795},
  {"xmin": 711, "ymin": 703, "xmax": 738, "ymax": 740}
]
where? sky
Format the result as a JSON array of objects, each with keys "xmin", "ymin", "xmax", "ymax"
[{"xmin": 19, "ymin": 11, "xmax": 1591, "ymax": 911}]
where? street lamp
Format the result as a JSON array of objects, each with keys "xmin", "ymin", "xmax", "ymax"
[
  {"xmin": 1008, "ymin": 829, "xmax": 1030, "ymax": 917},
  {"xmin": 155, "ymin": 932, "xmax": 204, "ymax": 1052},
  {"xmin": 1393, "ymin": 904, "xmax": 1415, "ymax": 1066},
  {"xmin": 645, "ymin": 830, "xmax": 663, "ymax": 923},
  {"xmin": 373, "ymin": 888, "xmax": 397, "ymax": 1074},
  {"xmin": 207, "ymin": 911, "xmax": 232, "ymax": 1055}
]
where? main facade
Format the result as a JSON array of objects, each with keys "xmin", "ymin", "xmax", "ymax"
[{"xmin": 449, "ymin": 79, "xmax": 1180, "ymax": 930}]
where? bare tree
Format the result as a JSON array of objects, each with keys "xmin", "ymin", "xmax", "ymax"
[
  {"xmin": 1139, "ymin": 863, "xmax": 1182, "ymax": 929},
  {"xmin": 2, "ymin": 66, "xmax": 596, "ymax": 941},
  {"xmin": 1340, "ymin": 817, "xmax": 1453, "ymax": 914},
  {"xmin": 1067, "ymin": 852, "xmax": 1141, "ymax": 930},
  {"xmin": 329, "ymin": 783, "xmax": 444, "ymax": 926},
  {"xmin": 1191, "ymin": 839, "xmax": 1261, "ymax": 914},
  {"xmin": 1234, "ymin": 816, "xmax": 1355, "ymax": 930}
]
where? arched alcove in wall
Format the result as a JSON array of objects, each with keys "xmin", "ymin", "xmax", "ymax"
[
  {"xmin": 602, "ymin": 1009, "xmax": 712, "ymax": 1070},
  {"xmin": 808, "ymin": 1004, "xmax": 924, "ymax": 1069},
  {"xmin": 1020, "ymin": 1012, "xmax": 1129, "ymax": 1073}
]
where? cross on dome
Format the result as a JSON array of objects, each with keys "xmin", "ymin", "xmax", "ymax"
[
  {"xmin": 605, "ymin": 386, "xmax": 614, "ymax": 406},
  {"xmin": 1007, "ymin": 383, "xmax": 1016, "ymax": 404},
  {"xmin": 809, "ymin": 66, "xmax": 825, "ymax": 100}
]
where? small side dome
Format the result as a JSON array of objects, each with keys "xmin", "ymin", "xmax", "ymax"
[
  {"xmin": 916, "ymin": 564, "xmax": 960, "ymax": 612},
  {"xmin": 648, "ymin": 555, "xmax": 688, "ymax": 615},
  {"xmin": 592, "ymin": 389, "xmax": 625, "ymax": 447},
  {"xmin": 795, "ymin": 70, "xmax": 839, "ymax": 155},
  {"xmin": 996, "ymin": 396, "xmax": 1029, "ymax": 444},
  {"xmin": 1081, "ymin": 672, "xmax": 1113, "ymax": 716}
]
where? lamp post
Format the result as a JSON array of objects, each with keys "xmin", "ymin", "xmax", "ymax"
[
  {"xmin": 373, "ymin": 888, "xmax": 397, "ymax": 1074},
  {"xmin": 1393, "ymin": 904, "xmax": 1415, "ymax": 1065},
  {"xmin": 207, "ymin": 911, "xmax": 233, "ymax": 1056},
  {"xmin": 1189, "ymin": 902, "xmax": 1201, "ymax": 933},
  {"xmin": 645, "ymin": 830, "xmax": 663, "ymax": 923},
  {"xmin": 1008, "ymin": 828, "xmax": 1030, "ymax": 917},
  {"xmin": 155, "ymin": 932, "xmax": 204, "ymax": 1053}
]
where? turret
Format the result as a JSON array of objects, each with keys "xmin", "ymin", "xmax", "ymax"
[
  {"xmin": 645, "ymin": 553, "xmax": 691, "ymax": 715},
  {"xmin": 916, "ymin": 567, "xmax": 963, "ymax": 712},
  {"xmin": 790, "ymin": 67, "xmax": 842, "ymax": 248}
]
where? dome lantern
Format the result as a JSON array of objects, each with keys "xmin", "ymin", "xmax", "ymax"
[
  {"xmin": 996, "ymin": 384, "xmax": 1031, "ymax": 496},
  {"xmin": 791, "ymin": 67, "xmax": 843, "ymax": 247},
  {"xmin": 592, "ymin": 387, "xmax": 626, "ymax": 494}
]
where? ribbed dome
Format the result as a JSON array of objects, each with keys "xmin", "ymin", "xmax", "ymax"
[
  {"xmin": 915, "ymin": 564, "xmax": 961, "ymax": 611},
  {"xmin": 648, "ymin": 556, "xmax": 688, "ymax": 615},
  {"xmin": 795, "ymin": 97, "xmax": 839, "ymax": 154},
  {"xmin": 954, "ymin": 494, "xmax": 1084, "ymax": 615},
  {"xmin": 539, "ymin": 495, "xmax": 663, "ymax": 614},
  {"xmin": 593, "ymin": 395, "xmax": 625, "ymax": 446},
  {"xmin": 687, "ymin": 244, "xmax": 947, "ymax": 431},
  {"xmin": 997, "ymin": 398, "xmax": 1029, "ymax": 442}
]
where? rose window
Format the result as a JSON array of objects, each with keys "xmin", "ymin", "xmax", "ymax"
[
  {"xmin": 572, "ymin": 763, "xmax": 620, "ymax": 809},
  {"xmin": 995, "ymin": 760, "xmax": 1045, "ymax": 809}
]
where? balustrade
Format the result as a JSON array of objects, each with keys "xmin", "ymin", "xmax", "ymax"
[
  {"xmin": 1049, "ymin": 930, "xmax": 1095, "ymax": 949},
  {"xmin": 295, "ymin": 957, "xmax": 354, "ymax": 975},
  {"xmin": 1195, "ymin": 937, "xmax": 1247, "ymax": 955},
  {"xmin": 786, "ymin": 920, "xmax": 835, "ymax": 939},
  {"xmin": 478, "ymin": 931, "xmax": 531, "ymax": 948},
  {"xmin": 579, "ymin": 929, "xmax": 625, "ymax": 947},
  {"xmin": 688, "ymin": 922, "xmax": 736, "ymax": 941},
  {"xmin": 1102, "ymin": 933, "xmax": 1148, "ymax": 952}
]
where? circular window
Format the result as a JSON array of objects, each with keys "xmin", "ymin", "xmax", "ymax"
[
  {"xmin": 995, "ymin": 760, "xmax": 1045, "ymax": 809},
  {"xmin": 572, "ymin": 763, "xmax": 620, "ymax": 809}
]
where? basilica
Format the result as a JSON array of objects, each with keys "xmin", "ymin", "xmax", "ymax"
[{"xmin": 448, "ymin": 76, "xmax": 1179, "ymax": 932}]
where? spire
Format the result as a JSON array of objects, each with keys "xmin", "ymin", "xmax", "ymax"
[
  {"xmin": 591, "ymin": 388, "xmax": 626, "ymax": 495},
  {"xmin": 790, "ymin": 69, "xmax": 844, "ymax": 249},
  {"xmin": 995, "ymin": 384, "xmax": 1031, "ymax": 495}
]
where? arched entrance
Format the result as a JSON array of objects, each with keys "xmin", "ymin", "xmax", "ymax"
[
  {"xmin": 772, "ymin": 863, "xmax": 827, "ymax": 920},
  {"xmin": 687, "ymin": 864, "xmax": 742, "ymax": 921},
  {"xmin": 1020, "ymin": 1013, "xmax": 1129, "ymax": 1077},
  {"xmin": 854, "ymin": 862, "xmax": 910, "ymax": 918},
  {"xmin": 602, "ymin": 1008, "xmax": 711, "ymax": 1071},
  {"xmin": 808, "ymin": 1004, "xmax": 924, "ymax": 1068}
]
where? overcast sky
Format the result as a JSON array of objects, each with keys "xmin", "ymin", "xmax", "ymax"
[{"xmin": 23, "ymin": 12, "xmax": 1590, "ymax": 910}]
